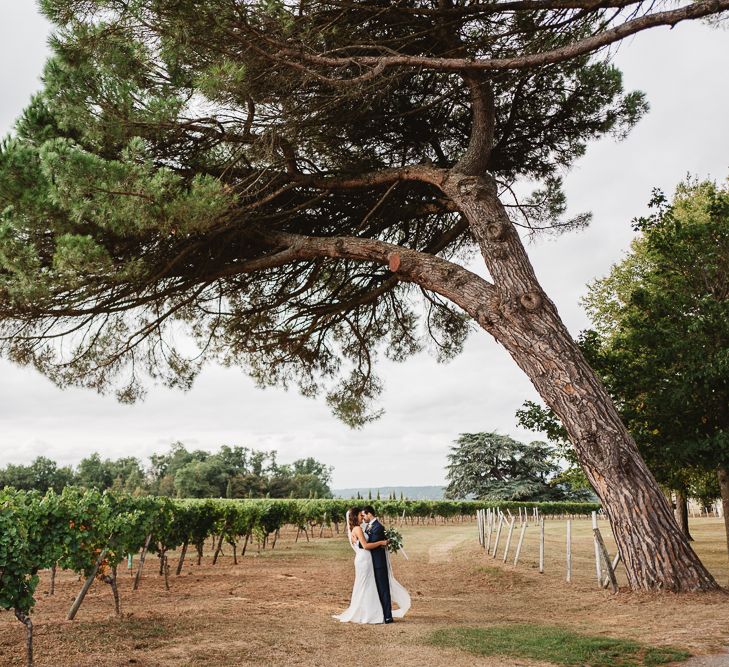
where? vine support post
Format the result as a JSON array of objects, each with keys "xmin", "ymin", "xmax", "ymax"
[{"xmin": 68, "ymin": 548, "xmax": 107, "ymax": 621}]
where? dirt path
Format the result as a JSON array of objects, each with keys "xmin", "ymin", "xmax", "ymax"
[
  {"xmin": 1, "ymin": 522, "xmax": 728, "ymax": 666},
  {"xmin": 427, "ymin": 532, "xmax": 471, "ymax": 563},
  {"xmin": 681, "ymin": 653, "xmax": 729, "ymax": 666}
]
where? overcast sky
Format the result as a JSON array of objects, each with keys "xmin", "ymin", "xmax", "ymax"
[{"xmin": 0, "ymin": 5, "xmax": 727, "ymax": 488}]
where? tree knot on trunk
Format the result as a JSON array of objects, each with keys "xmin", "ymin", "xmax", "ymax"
[
  {"xmin": 453, "ymin": 174, "xmax": 497, "ymax": 200},
  {"xmin": 456, "ymin": 175, "xmax": 479, "ymax": 195},
  {"xmin": 519, "ymin": 291, "xmax": 543, "ymax": 312},
  {"xmin": 486, "ymin": 221, "xmax": 508, "ymax": 242},
  {"xmin": 388, "ymin": 253, "xmax": 401, "ymax": 272}
]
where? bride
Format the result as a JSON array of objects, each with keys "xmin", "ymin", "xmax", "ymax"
[{"xmin": 333, "ymin": 507, "xmax": 411, "ymax": 624}]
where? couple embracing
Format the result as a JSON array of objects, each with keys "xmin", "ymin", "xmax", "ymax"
[{"xmin": 333, "ymin": 505, "xmax": 411, "ymax": 624}]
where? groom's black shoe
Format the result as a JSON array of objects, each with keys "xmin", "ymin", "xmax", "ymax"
[{"xmin": 384, "ymin": 618, "xmax": 394, "ymax": 624}]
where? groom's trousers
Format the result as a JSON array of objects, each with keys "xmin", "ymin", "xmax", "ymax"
[{"xmin": 372, "ymin": 561, "xmax": 392, "ymax": 622}]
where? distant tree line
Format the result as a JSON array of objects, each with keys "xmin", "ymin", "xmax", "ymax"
[{"xmin": 0, "ymin": 443, "xmax": 333, "ymax": 499}]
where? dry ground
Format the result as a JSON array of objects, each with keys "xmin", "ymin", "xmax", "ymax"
[{"xmin": 1, "ymin": 517, "xmax": 728, "ymax": 667}]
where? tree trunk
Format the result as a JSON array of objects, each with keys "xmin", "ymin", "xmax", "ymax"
[
  {"xmin": 100, "ymin": 566, "xmax": 121, "ymax": 616},
  {"xmin": 49, "ymin": 562, "xmax": 57, "ymax": 596},
  {"xmin": 675, "ymin": 489, "xmax": 693, "ymax": 541},
  {"xmin": 163, "ymin": 555, "xmax": 170, "ymax": 591},
  {"xmin": 213, "ymin": 534, "xmax": 225, "ymax": 564},
  {"xmin": 133, "ymin": 534, "xmax": 152, "ymax": 591},
  {"xmin": 717, "ymin": 467, "xmax": 729, "ymax": 563},
  {"xmin": 439, "ymin": 172, "xmax": 719, "ymax": 592},
  {"xmin": 14, "ymin": 609, "xmax": 33, "ymax": 667},
  {"xmin": 176, "ymin": 540, "xmax": 188, "ymax": 576}
]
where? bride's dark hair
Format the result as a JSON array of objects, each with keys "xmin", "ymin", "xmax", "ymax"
[{"xmin": 348, "ymin": 507, "xmax": 362, "ymax": 530}]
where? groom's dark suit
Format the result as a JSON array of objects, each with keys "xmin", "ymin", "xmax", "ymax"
[{"xmin": 366, "ymin": 518, "xmax": 393, "ymax": 623}]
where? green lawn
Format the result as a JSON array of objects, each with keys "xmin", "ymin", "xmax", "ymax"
[{"xmin": 430, "ymin": 624, "xmax": 691, "ymax": 666}]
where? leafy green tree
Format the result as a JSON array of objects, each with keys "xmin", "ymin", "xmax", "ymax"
[
  {"xmin": 1, "ymin": 0, "xmax": 726, "ymax": 590},
  {"xmin": 173, "ymin": 459, "xmax": 229, "ymax": 498},
  {"xmin": 516, "ymin": 400, "xmax": 592, "ymax": 492},
  {"xmin": 445, "ymin": 432, "xmax": 580, "ymax": 501},
  {"xmin": 76, "ymin": 453, "xmax": 146, "ymax": 492},
  {"xmin": 581, "ymin": 177, "xmax": 729, "ymax": 555},
  {"xmin": 0, "ymin": 456, "xmax": 74, "ymax": 493}
]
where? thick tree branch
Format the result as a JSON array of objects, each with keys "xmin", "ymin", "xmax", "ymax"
[
  {"xmin": 293, "ymin": 165, "xmax": 445, "ymax": 190},
  {"xmin": 455, "ymin": 73, "xmax": 496, "ymax": 175},
  {"xmin": 275, "ymin": 0, "xmax": 729, "ymax": 73},
  {"xmin": 254, "ymin": 230, "xmax": 498, "ymax": 325},
  {"xmin": 353, "ymin": 0, "xmax": 647, "ymax": 14}
]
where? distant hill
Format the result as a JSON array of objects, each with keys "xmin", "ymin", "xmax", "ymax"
[{"xmin": 333, "ymin": 485, "xmax": 445, "ymax": 500}]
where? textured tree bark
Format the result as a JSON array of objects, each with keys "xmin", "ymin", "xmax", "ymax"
[
  {"xmin": 176, "ymin": 540, "xmax": 188, "ymax": 576},
  {"xmin": 101, "ymin": 566, "xmax": 121, "ymax": 616},
  {"xmin": 717, "ymin": 467, "xmax": 729, "ymax": 563},
  {"xmin": 133, "ymin": 534, "xmax": 152, "ymax": 591},
  {"xmin": 14, "ymin": 609, "xmax": 33, "ymax": 667},
  {"xmin": 434, "ymin": 171, "xmax": 719, "ymax": 591},
  {"xmin": 213, "ymin": 534, "xmax": 225, "ymax": 564},
  {"xmin": 675, "ymin": 489, "xmax": 693, "ymax": 541}
]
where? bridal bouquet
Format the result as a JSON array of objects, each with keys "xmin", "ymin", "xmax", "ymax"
[{"xmin": 384, "ymin": 527, "xmax": 408, "ymax": 559}]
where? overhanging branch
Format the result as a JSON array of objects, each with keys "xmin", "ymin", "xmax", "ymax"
[
  {"xmin": 256, "ymin": 230, "xmax": 499, "ymax": 326},
  {"xmin": 274, "ymin": 0, "xmax": 729, "ymax": 73}
]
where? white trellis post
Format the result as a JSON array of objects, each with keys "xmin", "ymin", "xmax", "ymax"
[
  {"xmin": 592, "ymin": 511, "xmax": 602, "ymax": 584},
  {"xmin": 539, "ymin": 518, "xmax": 544, "ymax": 573},
  {"xmin": 566, "ymin": 519, "xmax": 572, "ymax": 583},
  {"xmin": 492, "ymin": 513, "xmax": 504, "ymax": 558},
  {"xmin": 514, "ymin": 522, "xmax": 527, "ymax": 566},
  {"xmin": 503, "ymin": 517, "xmax": 516, "ymax": 563}
]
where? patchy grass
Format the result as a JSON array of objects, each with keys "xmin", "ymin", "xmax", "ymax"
[{"xmin": 429, "ymin": 625, "xmax": 691, "ymax": 666}]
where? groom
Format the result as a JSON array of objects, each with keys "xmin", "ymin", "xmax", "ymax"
[{"xmin": 362, "ymin": 505, "xmax": 393, "ymax": 624}]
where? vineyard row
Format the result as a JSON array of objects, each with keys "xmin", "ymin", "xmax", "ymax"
[{"xmin": 0, "ymin": 487, "xmax": 599, "ymax": 665}]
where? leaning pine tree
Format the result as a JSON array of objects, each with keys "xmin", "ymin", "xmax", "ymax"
[{"xmin": 1, "ymin": 0, "xmax": 727, "ymax": 590}]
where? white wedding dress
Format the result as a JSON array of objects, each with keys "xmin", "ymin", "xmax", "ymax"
[{"xmin": 333, "ymin": 521, "xmax": 411, "ymax": 624}]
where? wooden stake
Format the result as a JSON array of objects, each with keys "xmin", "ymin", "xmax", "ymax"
[
  {"xmin": 68, "ymin": 548, "xmax": 107, "ymax": 620},
  {"xmin": 492, "ymin": 514, "xmax": 504, "ymax": 558},
  {"xmin": 566, "ymin": 519, "xmax": 572, "ymax": 583},
  {"xmin": 503, "ymin": 518, "xmax": 516, "ymax": 562},
  {"xmin": 539, "ymin": 518, "xmax": 544, "ymax": 574},
  {"xmin": 602, "ymin": 553, "xmax": 621, "ymax": 589},
  {"xmin": 514, "ymin": 522, "xmax": 527, "ymax": 566},
  {"xmin": 592, "ymin": 511, "xmax": 602, "ymax": 584},
  {"xmin": 594, "ymin": 527, "xmax": 618, "ymax": 593}
]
